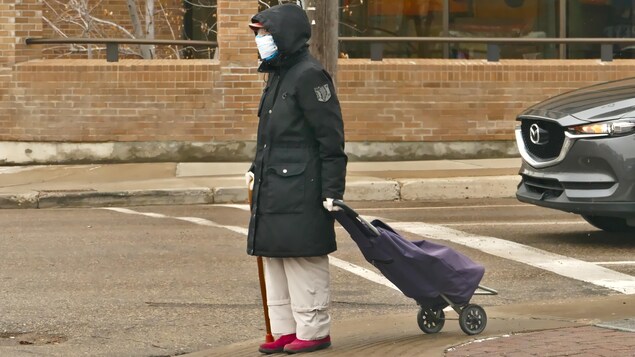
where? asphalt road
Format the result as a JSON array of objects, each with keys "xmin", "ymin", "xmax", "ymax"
[{"xmin": 1, "ymin": 199, "xmax": 634, "ymax": 356}]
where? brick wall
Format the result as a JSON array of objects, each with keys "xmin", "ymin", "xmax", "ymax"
[
  {"xmin": 8, "ymin": 60, "xmax": 221, "ymax": 141},
  {"xmin": 337, "ymin": 59, "xmax": 635, "ymax": 142},
  {"xmin": 0, "ymin": 2, "xmax": 14, "ymax": 67},
  {"xmin": 6, "ymin": 58, "xmax": 635, "ymax": 143},
  {"xmin": 4, "ymin": 0, "xmax": 635, "ymax": 156}
]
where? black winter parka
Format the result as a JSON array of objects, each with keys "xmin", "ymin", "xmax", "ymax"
[{"xmin": 247, "ymin": 4, "xmax": 347, "ymax": 258}]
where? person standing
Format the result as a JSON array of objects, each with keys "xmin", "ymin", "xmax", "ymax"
[{"xmin": 244, "ymin": 3, "xmax": 347, "ymax": 355}]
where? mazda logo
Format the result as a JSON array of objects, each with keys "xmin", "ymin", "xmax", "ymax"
[{"xmin": 529, "ymin": 123, "xmax": 549, "ymax": 145}]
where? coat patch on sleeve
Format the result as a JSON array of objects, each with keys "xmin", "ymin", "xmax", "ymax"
[{"xmin": 314, "ymin": 84, "xmax": 332, "ymax": 102}]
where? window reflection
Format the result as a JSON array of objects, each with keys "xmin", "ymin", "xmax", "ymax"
[
  {"xmin": 449, "ymin": 0, "xmax": 558, "ymax": 59},
  {"xmin": 252, "ymin": 1, "xmax": 635, "ymax": 60},
  {"xmin": 182, "ymin": 0, "xmax": 217, "ymax": 59},
  {"xmin": 568, "ymin": 0, "xmax": 635, "ymax": 59}
]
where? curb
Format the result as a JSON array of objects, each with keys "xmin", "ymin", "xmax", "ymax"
[
  {"xmin": 0, "ymin": 176, "xmax": 520, "ymax": 209},
  {"xmin": 0, "ymin": 192, "xmax": 39, "ymax": 209},
  {"xmin": 0, "ymin": 189, "xmax": 215, "ymax": 209},
  {"xmin": 400, "ymin": 175, "xmax": 520, "ymax": 200}
]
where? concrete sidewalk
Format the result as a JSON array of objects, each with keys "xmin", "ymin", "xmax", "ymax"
[
  {"xmin": 187, "ymin": 295, "xmax": 635, "ymax": 356},
  {"xmin": 0, "ymin": 158, "xmax": 521, "ymax": 209}
]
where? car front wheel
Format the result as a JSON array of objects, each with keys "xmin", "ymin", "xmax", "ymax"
[{"xmin": 582, "ymin": 215, "xmax": 635, "ymax": 233}]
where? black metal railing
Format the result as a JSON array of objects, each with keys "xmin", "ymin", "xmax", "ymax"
[
  {"xmin": 25, "ymin": 38, "xmax": 218, "ymax": 62},
  {"xmin": 27, "ymin": 36, "xmax": 635, "ymax": 62},
  {"xmin": 339, "ymin": 36, "xmax": 635, "ymax": 62}
]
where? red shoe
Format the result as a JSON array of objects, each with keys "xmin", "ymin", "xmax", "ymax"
[
  {"xmin": 283, "ymin": 336, "xmax": 331, "ymax": 354},
  {"xmin": 258, "ymin": 333, "xmax": 296, "ymax": 354}
]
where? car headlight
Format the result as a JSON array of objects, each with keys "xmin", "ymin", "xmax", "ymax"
[{"xmin": 567, "ymin": 118, "xmax": 635, "ymax": 136}]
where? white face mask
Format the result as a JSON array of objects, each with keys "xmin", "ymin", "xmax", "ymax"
[{"xmin": 255, "ymin": 34, "xmax": 279, "ymax": 61}]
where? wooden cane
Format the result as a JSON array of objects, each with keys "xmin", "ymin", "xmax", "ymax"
[
  {"xmin": 249, "ymin": 183, "xmax": 274, "ymax": 343},
  {"xmin": 257, "ymin": 256, "xmax": 274, "ymax": 342}
]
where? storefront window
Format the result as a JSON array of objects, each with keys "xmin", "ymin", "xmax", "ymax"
[
  {"xmin": 341, "ymin": 0, "xmax": 560, "ymax": 59},
  {"xmin": 252, "ymin": 1, "xmax": 634, "ymax": 60},
  {"xmin": 567, "ymin": 0, "xmax": 635, "ymax": 59},
  {"xmin": 449, "ymin": 0, "xmax": 558, "ymax": 59},
  {"xmin": 340, "ymin": 0, "xmax": 559, "ymax": 59},
  {"xmin": 182, "ymin": 0, "xmax": 217, "ymax": 59}
]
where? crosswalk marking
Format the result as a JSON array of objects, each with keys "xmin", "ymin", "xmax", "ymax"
[
  {"xmin": 99, "ymin": 206, "xmax": 635, "ymax": 295},
  {"xmin": 99, "ymin": 207, "xmax": 392, "ymax": 293},
  {"xmin": 593, "ymin": 261, "xmax": 635, "ymax": 266},
  {"xmin": 102, "ymin": 207, "xmax": 249, "ymax": 235},
  {"xmin": 390, "ymin": 222, "xmax": 635, "ymax": 295},
  {"xmin": 328, "ymin": 256, "xmax": 399, "ymax": 292},
  {"xmin": 441, "ymin": 221, "xmax": 586, "ymax": 227}
]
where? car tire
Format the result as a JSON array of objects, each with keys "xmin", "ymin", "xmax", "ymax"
[{"xmin": 581, "ymin": 215, "xmax": 635, "ymax": 233}]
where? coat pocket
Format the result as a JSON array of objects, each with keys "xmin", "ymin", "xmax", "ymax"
[{"xmin": 264, "ymin": 163, "xmax": 306, "ymax": 214}]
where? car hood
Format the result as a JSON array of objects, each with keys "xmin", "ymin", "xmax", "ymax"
[{"xmin": 520, "ymin": 77, "xmax": 635, "ymax": 124}]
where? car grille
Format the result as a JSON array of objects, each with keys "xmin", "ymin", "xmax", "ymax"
[
  {"xmin": 520, "ymin": 119, "xmax": 565, "ymax": 160},
  {"xmin": 522, "ymin": 175, "xmax": 564, "ymax": 198}
]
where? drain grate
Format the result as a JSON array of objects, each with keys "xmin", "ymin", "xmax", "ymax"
[{"xmin": 596, "ymin": 318, "xmax": 635, "ymax": 332}]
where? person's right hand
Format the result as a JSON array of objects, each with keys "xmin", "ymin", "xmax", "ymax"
[
  {"xmin": 245, "ymin": 171, "xmax": 255, "ymax": 190},
  {"xmin": 322, "ymin": 198, "xmax": 343, "ymax": 212}
]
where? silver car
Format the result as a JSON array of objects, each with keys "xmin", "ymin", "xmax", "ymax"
[{"xmin": 515, "ymin": 77, "xmax": 635, "ymax": 233}]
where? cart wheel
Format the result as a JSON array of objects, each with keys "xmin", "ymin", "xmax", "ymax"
[
  {"xmin": 459, "ymin": 304, "xmax": 487, "ymax": 335},
  {"xmin": 416, "ymin": 308, "xmax": 445, "ymax": 334}
]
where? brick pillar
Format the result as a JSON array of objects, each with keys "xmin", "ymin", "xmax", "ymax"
[
  {"xmin": 217, "ymin": 0, "xmax": 258, "ymax": 66},
  {"xmin": 216, "ymin": 0, "xmax": 262, "ymax": 140},
  {"xmin": 0, "ymin": 0, "xmax": 41, "ymax": 127},
  {"xmin": 0, "ymin": 0, "xmax": 42, "ymax": 68}
]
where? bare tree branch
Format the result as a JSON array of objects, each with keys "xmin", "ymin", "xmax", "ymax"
[
  {"xmin": 42, "ymin": 0, "xmax": 218, "ymax": 60},
  {"xmin": 126, "ymin": 0, "xmax": 154, "ymax": 58},
  {"xmin": 183, "ymin": 0, "xmax": 216, "ymax": 9},
  {"xmin": 42, "ymin": 15, "xmax": 68, "ymax": 38},
  {"xmin": 157, "ymin": 0, "xmax": 180, "ymax": 59},
  {"xmin": 145, "ymin": 0, "xmax": 156, "ymax": 58}
]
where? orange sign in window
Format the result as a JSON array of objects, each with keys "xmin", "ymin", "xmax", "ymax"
[{"xmin": 366, "ymin": 0, "xmax": 470, "ymax": 16}]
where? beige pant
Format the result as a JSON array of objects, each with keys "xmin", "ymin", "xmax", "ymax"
[{"xmin": 264, "ymin": 256, "xmax": 331, "ymax": 340}]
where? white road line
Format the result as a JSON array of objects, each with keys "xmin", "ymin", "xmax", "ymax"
[
  {"xmin": 215, "ymin": 204, "xmax": 251, "ymax": 211},
  {"xmin": 213, "ymin": 204, "xmax": 528, "ymax": 212},
  {"xmin": 390, "ymin": 221, "xmax": 635, "ymax": 295},
  {"xmin": 101, "ymin": 207, "xmax": 635, "ymax": 295},
  {"xmin": 442, "ymin": 221, "xmax": 586, "ymax": 227},
  {"xmin": 212, "ymin": 204, "xmax": 585, "ymax": 228},
  {"xmin": 328, "ymin": 256, "xmax": 399, "ymax": 292},
  {"xmin": 174, "ymin": 216, "xmax": 248, "ymax": 236},
  {"xmin": 101, "ymin": 208, "xmax": 248, "ymax": 235},
  {"xmin": 102, "ymin": 207, "xmax": 168, "ymax": 218},
  {"xmin": 356, "ymin": 204, "xmax": 528, "ymax": 212},
  {"xmin": 593, "ymin": 261, "xmax": 635, "ymax": 266},
  {"xmin": 100, "ymin": 208, "xmax": 390, "ymax": 292}
]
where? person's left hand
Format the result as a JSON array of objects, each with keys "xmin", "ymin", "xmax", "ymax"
[{"xmin": 322, "ymin": 198, "xmax": 342, "ymax": 211}]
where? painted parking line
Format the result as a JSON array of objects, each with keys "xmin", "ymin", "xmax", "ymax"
[{"xmin": 389, "ymin": 221, "xmax": 635, "ymax": 295}]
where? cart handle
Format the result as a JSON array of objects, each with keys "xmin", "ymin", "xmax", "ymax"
[{"xmin": 332, "ymin": 199, "xmax": 381, "ymax": 237}]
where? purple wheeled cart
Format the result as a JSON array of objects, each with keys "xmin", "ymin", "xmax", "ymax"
[{"xmin": 331, "ymin": 200, "xmax": 497, "ymax": 335}]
